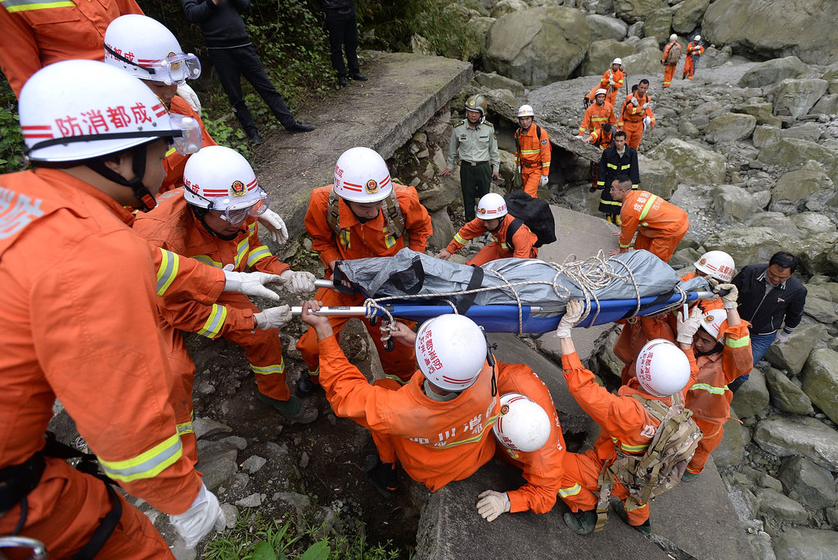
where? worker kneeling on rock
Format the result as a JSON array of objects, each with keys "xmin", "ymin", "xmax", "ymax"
[{"xmin": 436, "ymin": 193, "xmax": 538, "ymax": 265}]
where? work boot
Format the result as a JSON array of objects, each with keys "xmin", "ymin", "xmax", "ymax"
[
  {"xmin": 247, "ymin": 129, "xmax": 262, "ymax": 146},
  {"xmin": 364, "ymin": 454, "xmax": 398, "ymax": 499},
  {"xmin": 351, "ymin": 73, "xmax": 368, "ymax": 81},
  {"xmin": 563, "ymin": 509, "xmax": 597, "ymax": 535},
  {"xmin": 337, "ymin": 76, "xmax": 351, "ymax": 88},
  {"xmin": 256, "ymin": 392, "xmax": 318, "ymax": 424},
  {"xmin": 286, "ymin": 121, "xmax": 315, "ymax": 134},
  {"xmin": 296, "ymin": 371, "xmax": 318, "ymax": 397},
  {"xmin": 612, "ymin": 500, "xmax": 652, "ymax": 537},
  {"xmin": 681, "ymin": 471, "xmax": 699, "ymax": 482}
]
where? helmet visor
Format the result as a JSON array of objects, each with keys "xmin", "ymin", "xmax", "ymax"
[
  {"xmin": 221, "ymin": 195, "xmax": 269, "ymax": 224},
  {"xmin": 169, "ymin": 113, "xmax": 202, "ymax": 155},
  {"xmin": 149, "ymin": 53, "xmax": 201, "ymax": 85}
]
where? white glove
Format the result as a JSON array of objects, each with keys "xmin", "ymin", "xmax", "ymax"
[
  {"xmin": 169, "ymin": 483, "xmax": 225, "ymax": 548},
  {"xmin": 476, "ymin": 490, "xmax": 510, "ymax": 522},
  {"xmin": 254, "ymin": 305, "xmax": 292, "ymax": 330},
  {"xmin": 643, "ymin": 116, "xmax": 652, "ymax": 131},
  {"xmin": 642, "ymin": 103, "xmax": 649, "ymax": 110},
  {"xmin": 631, "ymin": 97, "xmax": 639, "ymax": 106},
  {"xmin": 223, "ymin": 266, "xmax": 283, "ymax": 301},
  {"xmin": 257, "ymin": 208, "xmax": 289, "ymax": 245},
  {"xmin": 279, "ymin": 269, "xmax": 316, "ymax": 294},
  {"xmin": 676, "ymin": 306, "xmax": 703, "ymax": 345},
  {"xmin": 556, "ymin": 299, "xmax": 585, "ymax": 339},
  {"xmin": 176, "ymin": 83, "xmax": 201, "ymax": 114},
  {"xmin": 609, "ymin": 79, "xmax": 615, "ymax": 86},
  {"xmin": 717, "ymin": 283, "xmax": 739, "ymax": 309},
  {"xmin": 776, "ymin": 331, "xmax": 791, "ymax": 344},
  {"xmin": 540, "ymin": 175, "xmax": 549, "ymax": 187}
]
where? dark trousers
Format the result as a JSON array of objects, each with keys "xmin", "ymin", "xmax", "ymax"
[
  {"xmin": 325, "ymin": 9, "xmax": 360, "ymax": 78},
  {"xmin": 207, "ymin": 44, "xmax": 295, "ymax": 133},
  {"xmin": 459, "ymin": 161, "xmax": 491, "ymax": 221}
]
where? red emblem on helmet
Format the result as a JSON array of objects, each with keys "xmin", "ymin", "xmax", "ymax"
[
  {"xmin": 365, "ymin": 179, "xmax": 379, "ymax": 194},
  {"xmin": 230, "ymin": 180, "xmax": 246, "ymax": 197}
]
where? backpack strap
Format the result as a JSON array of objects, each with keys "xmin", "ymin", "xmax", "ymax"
[
  {"xmin": 327, "ymin": 187, "xmax": 341, "ymax": 238},
  {"xmin": 505, "ymin": 217, "xmax": 524, "ymax": 252},
  {"xmin": 382, "ymin": 187, "xmax": 408, "ymax": 246}
]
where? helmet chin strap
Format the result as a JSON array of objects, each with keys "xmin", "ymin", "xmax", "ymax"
[
  {"xmin": 190, "ymin": 206, "xmax": 241, "ymax": 241},
  {"xmin": 86, "ymin": 143, "xmax": 157, "ymax": 211}
]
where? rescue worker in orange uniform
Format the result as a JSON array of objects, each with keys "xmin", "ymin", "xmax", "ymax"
[
  {"xmin": 557, "ymin": 300, "xmax": 700, "ymax": 536},
  {"xmin": 683, "ymin": 35, "xmax": 704, "ymax": 81},
  {"xmin": 134, "ymin": 146, "xmax": 318, "ymax": 424},
  {"xmin": 475, "ymin": 376, "xmax": 568, "ymax": 521},
  {"xmin": 578, "ymin": 89, "xmax": 615, "ymax": 142},
  {"xmin": 296, "ymin": 147, "xmax": 433, "ymax": 394},
  {"xmin": 680, "ymin": 250, "xmax": 736, "ymax": 313},
  {"xmin": 436, "ymin": 192, "xmax": 537, "ymax": 266},
  {"xmin": 662, "ymin": 34, "xmax": 680, "ymax": 88},
  {"xmin": 683, "ymin": 286, "xmax": 752, "ymax": 481},
  {"xmin": 300, "ymin": 304, "xmax": 501, "ymax": 496},
  {"xmin": 513, "ymin": 104, "xmax": 551, "ymax": 197},
  {"xmin": 609, "ymin": 178, "xmax": 689, "ymax": 263},
  {"xmin": 584, "ymin": 58, "xmax": 625, "ymax": 109},
  {"xmin": 0, "ymin": 61, "xmax": 240, "ymax": 558},
  {"xmin": 618, "ymin": 79, "xmax": 656, "ymax": 150},
  {"xmin": 613, "ymin": 313, "xmax": 676, "ymax": 386}
]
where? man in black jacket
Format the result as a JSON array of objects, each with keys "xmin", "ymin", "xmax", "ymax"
[
  {"xmin": 321, "ymin": 0, "xmax": 367, "ymax": 88},
  {"xmin": 595, "ymin": 131, "xmax": 639, "ymax": 223},
  {"xmin": 181, "ymin": 0, "xmax": 314, "ymax": 145},
  {"xmin": 730, "ymin": 251, "xmax": 807, "ymax": 390}
]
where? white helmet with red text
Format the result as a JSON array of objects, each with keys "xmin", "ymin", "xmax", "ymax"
[
  {"xmin": 415, "ymin": 315, "xmax": 487, "ymax": 392},
  {"xmin": 635, "ymin": 339, "xmax": 691, "ymax": 397},
  {"xmin": 493, "ymin": 393, "xmax": 551, "ymax": 452},
  {"xmin": 333, "ymin": 147, "xmax": 392, "ymax": 203},
  {"xmin": 700, "ymin": 310, "xmax": 727, "ymax": 342},
  {"xmin": 517, "ymin": 105, "xmax": 535, "ymax": 118},
  {"xmin": 476, "ymin": 193, "xmax": 508, "ymax": 220},
  {"xmin": 693, "ymin": 251, "xmax": 735, "ymax": 283}
]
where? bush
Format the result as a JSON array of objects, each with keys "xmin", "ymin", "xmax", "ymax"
[{"xmin": 0, "ymin": 76, "xmax": 26, "ymax": 174}]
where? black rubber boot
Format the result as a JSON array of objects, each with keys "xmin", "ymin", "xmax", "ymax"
[{"xmin": 363, "ymin": 454, "xmax": 398, "ymax": 499}]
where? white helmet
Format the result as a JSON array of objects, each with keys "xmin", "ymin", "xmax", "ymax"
[
  {"xmin": 333, "ymin": 147, "xmax": 392, "ymax": 203},
  {"xmin": 635, "ymin": 339, "xmax": 690, "ymax": 397},
  {"xmin": 105, "ymin": 15, "xmax": 201, "ymax": 85},
  {"xmin": 612, "ymin": 58, "xmax": 623, "ymax": 66},
  {"xmin": 595, "ymin": 88, "xmax": 607, "ymax": 98},
  {"xmin": 493, "ymin": 393, "xmax": 551, "ymax": 453},
  {"xmin": 518, "ymin": 105, "xmax": 535, "ymax": 118},
  {"xmin": 415, "ymin": 315, "xmax": 487, "ymax": 392},
  {"xmin": 183, "ymin": 146, "xmax": 269, "ymax": 223},
  {"xmin": 700, "ymin": 310, "xmax": 726, "ymax": 341},
  {"xmin": 670, "ymin": 34, "xmax": 678, "ymax": 42},
  {"xmin": 693, "ymin": 250, "xmax": 735, "ymax": 282},
  {"xmin": 694, "ymin": 35, "xmax": 701, "ymax": 42},
  {"xmin": 476, "ymin": 193, "xmax": 507, "ymax": 220}
]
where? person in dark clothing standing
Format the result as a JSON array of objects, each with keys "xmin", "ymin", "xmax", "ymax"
[
  {"xmin": 321, "ymin": 0, "xmax": 367, "ymax": 88},
  {"xmin": 181, "ymin": 0, "xmax": 314, "ymax": 145},
  {"xmin": 728, "ymin": 251, "xmax": 807, "ymax": 391},
  {"xmin": 595, "ymin": 130, "xmax": 639, "ymax": 223}
]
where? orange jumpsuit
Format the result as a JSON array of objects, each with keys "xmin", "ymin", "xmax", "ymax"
[
  {"xmin": 317, "ymin": 335, "xmax": 500, "ymax": 491},
  {"xmin": 662, "ymin": 42, "xmax": 679, "ymax": 88},
  {"xmin": 495, "ymin": 365, "xmax": 568, "ymax": 514},
  {"xmin": 613, "ymin": 314, "xmax": 676, "ymax": 385},
  {"xmin": 586, "ymin": 68, "xmax": 626, "ymax": 109},
  {"xmin": 514, "ymin": 124, "xmax": 551, "ymax": 197},
  {"xmin": 134, "ymin": 189, "xmax": 292, "ymax": 408},
  {"xmin": 618, "ymin": 92, "xmax": 656, "ymax": 150},
  {"xmin": 0, "ymin": 0, "xmax": 143, "ymax": 97},
  {"xmin": 685, "ymin": 321, "xmax": 751, "ymax": 475},
  {"xmin": 445, "ymin": 214, "xmax": 538, "ymax": 266},
  {"xmin": 682, "ymin": 42, "xmax": 704, "ymax": 80},
  {"xmin": 297, "ymin": 184, "xmax": 432, "ymax": 383},
  {"xmin": 559, "ymin": 350, "xmax": 698, "ymax": 526},
  {"xmin": 0, "ymin": 169, "xmax": 208, "ymax": 558},
  {"xmin": 578, "ymin": 101, "xmax": 616, "ymax": 138},
  {"xmin": 160, "ymin": 95, "xmax": 218, "ymax": 194},
  {"xmin": 618, "ymin": 190, "xmax": 689, "ymax": 262}
]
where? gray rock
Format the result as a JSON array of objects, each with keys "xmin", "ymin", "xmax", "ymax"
[
  {"xmin": 701, "ymin": 45, "xmax": 732, "ymax": 69},
  {"xmin": 773, "ymin": 528, "xmax": 838, "ymax": 560},
  {"xmin": 704, "ymin": 113, "xmax": 757, "ymax": 143},
  {"xmin": 646, "ymin": 137, "xmax": 726, "ymax": 185},
  {"xmin": 703, "ymin": 1, "xmax": 838, "ymax": 65},
  {"xmin": 197, "ymin": 453, "xmax": 237, "ymax": 492},
  {"xmin": 753, "ymin": 416, "xmax": 838, "ymax": 471},
  {"xmin": 797, "ymin": 231, "xmax": 838, "ymax": 276},
  {"xmin": 489, "ymin": 0, "xmax": 527, "ymax": 18},
  {"xmin": 732, "ymin": 99, "xmax": 782, "ymax": 127},
  {"xmin": 484, "ymin": 7, "xmax": 591, "ymax": 86},
  {"xmin": 712, "ymin": 185, "xmax": 763, "ymax": 222},
  {"xmin": 759, "ymin": 473, "xmax": 785, "ymax": 494},
  {"xmin": 702, "ymin": 226, "xmax": 802, "ymax": 269},
  {"xmin": 273, "ymin": 491, "xmax": 312, "ymax": 526},
  {"xmin": 764, "ymin": 323, "xmax": 825, "ymax": 375},
  {"xmin": 804, "ymin": 295, "xmax": 838, "ymax": 323},
  {"xmin": 791, "ymin": 213, "xmax": 837, "ymax": 236},
  {"xmin": 580, "ymin": 39, "xmax": 635, "ymax": 76},
  {"xmin": 737, "ymin": 57, "xmax": 810, "ymax": 89},
  {"xmin": 220, "ymin": 503, "xmax": 239, "ymax": 529},
  {"xmin": 215, "ymin": 435, "xmax": 247, "ymax": 451},
  {"xmin": 621, "ymin": 47, "xmax": 667, "ymax": 75},
  {"xmin": 752, "ymin": 125, "xmax": 781, "ymax": 149},
  {"xmin": 745, "ymin": 213, "xmax": 801, "ymax": 238},
  {"xmin": 802, "ymin": 348, "xmax": 838, "ymax": 425},
  {"xmin": 672, "ymin": 0, "xmax": 709, "ymax": 34},
  {"xmin": 585, "ymin": 14, "xmax": 628, "ymax": 42},
  {"xmin": 637, "ymin": 154, "xmax": 677, "ymax": 198},
  {"xmin": 642, "ymin": 9, "xmax": 674, "ymax": 48},
  {"xmin": 418, "ymin": 176, "xmax": 461, "ymax": 213},
  {"xmin": 756, "ymin": 488, "xmax": 810, "ymax": 524},
  {"xmin": 428, "ymin": 207, "xmax": 456, "ymax": 252},
  {"xmin": 827, "ymin": 507, "xmax": 838, "ymax": 528},
  {"xmin": 758, "ymin": 139, "xmax": 838, "ymax": 184},
  {"xmin": 235, "ymin": 492, "xmax": 264, "ymax": 508},
  {"xmin": 810, "ymin": 93, "xmax": 838, "ymax": 116},
  {"xmin": 473, "ymin": 72, "xmax": 525, "ymax": 97},
  {"xmin": 772, "ymin": 79, "xmax": 830, "ymax": 120},
  {"xmin": 781, "ymin": 122, "xmax": 823, "ymax": 143},
  {"xmin": 241, "ymin": 454, "xmax": 267, "ymax": 474},
  {"xmin": 731, "ymin": 369, "xmax": 769, "ymax": 418},
  {"xmin": 678, "ymin": 119, "xmax": 701, "ymax": 138},
  {"xmin": 748, "ymin": 533, "xmax": 777, "ymax": 560},
  {"xmin": 193, "ymin": 417, "xmax": 233, "ymax": 440},
  {"xmin": 778, "ymin": 456, "xmax": 838, "ymax": 510},
  {"xmin": 614, "ymin": 0, "xmax": 668, "ymax": 24},
  {"xmin": 712, "ymin": 416, "xmax": 750, "ymax": 469},
  {"xmin": 690, "ymin": 100, "xmax": 733, "ymax": 128},
  {"xmin": 765, "ymin": 368, "xmax": 815, "ymax": 415}
]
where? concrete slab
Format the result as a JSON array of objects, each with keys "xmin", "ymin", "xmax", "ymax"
[{"xmin": 251, "ymin": 51, "xmax": 473, "ymax": 240}]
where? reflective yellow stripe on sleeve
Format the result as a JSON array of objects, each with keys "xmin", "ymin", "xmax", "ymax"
[
  {"xmin": 2, "ymin": 0, "xmax": 74, "ymax": 13},
  {"xmin": 176, "ymin": 420, "xmax": 194, "ymax": 436},
  {"xmin": 156, "ymin": 249, "xmax": 180, "ymax": 296},
  {"xmin": 246, "ymin": 245, "xmax": 272, "ymax": 267},
  {"xmin": 197, "ymin": 304, "xmax": 227, "ymax": 339},
  {"xmin": 689, "ymin": 382, "xmax": 728, "ymax": 395},
  {"xmin": 98, "ymin": 433, "xmax": 182, "ymax": 483},
  {"xmin": 453, "ymin": 232, "xmax": 468, "ymax": 245},
  {"xmin": 612, "ymin": 436, "xmax": 647, "ymax": 453},
  {"xmin": 558, "ymin": 483, "xmax": 582, "ymax": 498},
  {"xmin": 192, "ymin": 254, "xmax": 222, "ymax": 268},
  {"xmin": 726, "ymin": 335, "xmax": 751, "ymax": 348},
  {"xmin": 251, "ymin": 359, "xmax": 285, "ymax": 375}
]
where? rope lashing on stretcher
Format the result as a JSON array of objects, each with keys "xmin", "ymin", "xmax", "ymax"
[{"xmin": 361, "ymin": 251, "xmax": 689, "ymax": 336}]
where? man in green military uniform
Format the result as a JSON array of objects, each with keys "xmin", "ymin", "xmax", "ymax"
[{"xmin": 442, "ymin": 94, "xmax": 501, "ymax": 221}]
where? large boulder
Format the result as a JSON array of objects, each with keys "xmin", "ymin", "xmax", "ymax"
[
  {"xmin": 797, "ymin": 231, "xmax": 838, "ymax": 276},
  {"xmin": 642, "ymin": 8, "xmax": 674, "ymax": 48},
  {"xmin": 802, "ymin": 348, "xmax": 838, "ymax": 425},
  {"xmin": 737, "ymin": 56, "xmax": 810, "ymax": 89},
  {"xmin": 585, "ymin": 14, "xmax": 628, "ymax": 42},
  {"xmin": 732, "ymin": 99, "xmax": 782, "ymax": 126},
  {"xmin": 484, "ymin": 7, "xmax": 591, "ymax": 86},
  {"xmin": 771, "ymin": 79, "xmax": 830, "ymax": 119},
  {"xmin": 637, "ymin": 155, "xmax": 677, "ymax": 198},
  {"xmin": 688, "ymin": 100, "xmax": 733, "ymax": 129},
  {"xmin": 781, "ymin": 122, "xmax": 823, "ymax": 143},
  {"xmin": 614, "ymin": 0, "xmax": 668, "ymax": 24},
  {"xmin": 704, "ymin": 113, "xmax": 757, "ymax": 144},
  {"xmin": 473, "ymin": 72, "xmax": 525, "ymax": 97},
  {"xmin": 764, "ymin": 368, "xmax": 815, "ymax": 415},
  {"xmin": 672, "ymin": 0, "xmax": 710, "ymax": 34},
  {"xmin": 764, "ymin": 323, "xmax": 825, "ymax": 375},
  {"xmin": 770, "ymin": 164, "xmax": 835, "ymax": 214},
  {"xmin": 791, "ymin": 213, "xmax": 837, "ymax": 236},
  {"xmin": 773, "ymin": 528, "xmax": 838, "ymax": 560},
  {"xmin": 757, "ymin": 139, "xmax": 838, "ymax": 184},
  {"xmin": 730, "ymin": 369, "xmax": 769, "ymax": 418},
  {"xmin": 753, "ymin": 416, "xmax": 838, "ymax": 471},
  {"xmin": 646, "ymin": 137, "xmax": 726, "ymax": 185},
  {"xmin": 712, "ymin": 415, "xmax": 750, "ymax": 469},
  {"xmin": 810, "ymin": 94, "xmax": 838, "ymax": 116},
  {"xmin": 755, "ymin": 488, "xmax": 810, "ymax": 524},
  {"xmin": 427, "ymin": 208, "xmax": 456, "ymax": 252},
  {"xmin": 712, "ymin": 185, "xmax": 764, "ymax": 222},
  {"xmin": 778, "ymin": 456, "xmax": 838, "ymax": 510},
  {"xmin": 621, "ymin": 47, "xmax": 666, "ymax": 75},
  {"xmin": 702, "ymin": 226, "xmax": 803, "ymax": 269},
  {"xmin": 746, "ymin": 212, "xmax": 801, "ymax": 238},
  {"xmin": 580, "ymin": 39, "xmax": 635, "ymax": 76},
  {"xmin": 703, "ymin": 0, "xmax": 838, "ymax": 65},
  {"xmin": 489, "ymin": 0, "xmax": 527, "ymax": 18}
]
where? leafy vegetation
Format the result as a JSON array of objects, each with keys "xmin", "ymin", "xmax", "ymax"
[{"xmin": 0, "ymin": 76, "xmax": 25, "ymax": 174}]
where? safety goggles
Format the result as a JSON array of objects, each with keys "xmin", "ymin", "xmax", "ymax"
[
  {"xmin": 105, "ymin": 46, "xmax": 201, "ymax": 85},
  {"xmin": 216, "ymin": 195, "xmax": 270, "ymax": 224},
  {"xmin": 168, "ymin": 113, "xmax": 203, "ymax": 155}
]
